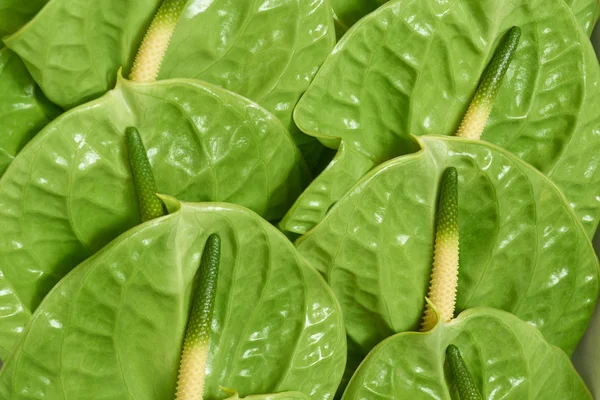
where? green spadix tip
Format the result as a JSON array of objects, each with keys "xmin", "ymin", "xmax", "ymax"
[
  {"xmin": 446, "ymin": 344, "xmax": 482, "ymax": 400},
  {"xmin": 456, "ymin": 26, "xmax": 521, "ymax": 140},
  {"xmin": 125, "ymin": 126, "xmax": 165, "ymax": 222}
]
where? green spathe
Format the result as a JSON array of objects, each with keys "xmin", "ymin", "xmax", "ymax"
[
  {"xmin": 342, "ymin": 308, "xmax": 591, "ymax": 399},
  {"xmin": 285, "ymin": 0, "xmax": 600, "ymax": 236},
  {"xmin": 296, "ymin": 136, "xmax": 598, "ymax": 378},
  {"xmin": 0, "ymin": 75, "xmax": 309, "ymax": 359},
  {"xmin": 3, "ymin": 0, "xmax": 335, "ymax": 166},
  {"xmin": 0, "ymin": 201, "xmax": 346, "ymax": 399},
  {"xmin": 0, "ymin": 48, "xmax": 60, "ymax": 176}
]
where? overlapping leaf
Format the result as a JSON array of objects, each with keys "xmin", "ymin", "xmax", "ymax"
[
  {"xmin": 0, "ymin": 76, "xmax": 309, "ymax": 358},
  {"xmin": 343, "ymin": 308, "xmax": 591, "ymax": 399},
  {"xmin": 4, "ymin": 0, "xmax": 335, "ymax": 167},
  {"xmin": 565, "ymin": 0, "xmax": 600, "ymax": 34},
  {"xmin": 284, "ymin": 0, "xmax": 600, "ymax": 236},
  {"xmin": 330, "ymin": 0, "xmax": 599, "ymax": 37},
  {"xmin": 0, "ymin": 48, "xmax": 60, "ymax": 175},
  {"xmin": 3, "ymin": 0, "xmax": 161, "ymax": 108},
  {"xmin": 0, "ymin": 0, "xmax": 48, "ymax": 37},
  {"xmin": 0, "ymin": 201, "xmax": 346, "ymax": 399},
  {"xmin": 330, "ymin": 0, "xmax": 387, "ymax": 38},
  {"xmin": 296, "ymin": 136, "xmax": 598, "ymax": 375}
]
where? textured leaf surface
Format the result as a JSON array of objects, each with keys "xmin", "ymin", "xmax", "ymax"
[
  {"xmin": 159, "ymin": 0, "xmax": 335, "ymax": 156},
  {"xmin": 4, "ymin": 0, "xmax": 334, "ymax": 166},
  {"xmin": 296, "ymin": 136, "xmax": 598, "ymax": 376},
  {"xmin": 330, "ymin": 0, "xmax": 599, "ymax": 37},
  {"xmin": 565, "ymin": 0, "xmax": 600, "ymax": 35},
  {"xmin": 342, "ymin": 308, "xmax": 591, "ymax": 399},
  {"xmin": 3, "ymin": 0, "xmax": 161, "ymax": 108},
  {"xmin": 0, "ymin": 0, "xmax": 48, "ymax": 37},
  {"xmin": 0, "ymin": 77, "xmax": 308, "ymax": 359},
  {"xmin": 0, "ymin": 48, "xmax": 60, "ymax": 176},
  {"xmin": 0, "ymin": 201, "xmax": 346, "ymax": 400},
  {"xmin": 286, "ymin": 0, "xmax": 600, "ymax": 236}
]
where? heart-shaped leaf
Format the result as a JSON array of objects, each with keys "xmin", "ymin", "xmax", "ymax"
[
  {"xmin": 284, "ymin": 0, "xmax": 600, "ymax": 236},
  {"xmin": 0, "ymin": 76, "xmax": 309, "ymax": 359},
  {"xmin": 0, "ymin": 200, "xmax": 346, "ymax": 399},
  {"xmin": 342, "ymin": 308, "xmax": 591, "ymax": 399},
  {"xmin": 3, "ymin": 0, "xmax": 161, "ymax": 108},
  {"xmin": 0, "ymin": 48, "xmax": 60, "ymax": 175},
  {"xmin": 296, "ymin": 136, "xmax": 598, "ymax": 371},
  {"xmin": 4, "ymin": 0, "xmax": 335, "ymax": 166}
]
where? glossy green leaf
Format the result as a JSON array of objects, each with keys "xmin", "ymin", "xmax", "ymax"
[
  {"xmin": 4, "ymin": 0, "xmax": 335, "ymax": 167},
  {"xmin": 285, "ymin": 0, "xmax": 600, "ymax": 236},
  {"xmin": 0, "ymin": 76, "xmax": 309, "ymax": 359},
  {"xmin": 342, "ymin": 308, "xmax": 591, "ymax": 399},
  {"xmin": 0, "ymin": 47, "xmax": 60, "ymax": 176},
  {"xmin": 330, "ymin": 0, "xmax": 599, "ymax": 37},
  {"xmin": 565, "ymin": 0, "xmax": 600, "ymax": 35},
  {"xmin": 0, "ymin": 201, "xmax": 347, "ymax": 399},
  {"xmin": 3, "ymin": 0, "xmax": 161, "ymax": 108},
  {"xmin": 159, "ymin": 0, "xmax": 335, "ymax": 154},
  {"xmin": 296, "ymin": 136, "xmax": 599, "ymax": 376},
  {"xmin": 0, "ymin": 0, "xmax": 48, "ymax": 37}
]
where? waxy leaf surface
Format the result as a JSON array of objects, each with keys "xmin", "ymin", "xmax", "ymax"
[
  {"xmin": 0, "ymin": 77, "xmax": 308, "ymax": 359},
  {"xmin": 0, "ymin": 201, "xmax": 346, "ymax": 400},
  {"xmin": 5, "ymin": 0, "xmax": 335, "ymax": 166},
  {"xmin": 330, "ymin": 0, "xmax": 599, "ymax": 37},
  {"xmin": 296, "ymin": 136, "xmax": 599, "ymax": 374},
  {"xmin": 286, "ymin": 0, "xmax": 600, "ymax": 236},
  {"xmin": 343, "ymin": 308, "xmax": 591, "ymax": 399},
  {"xmin": 0, "ymin": 48, "xmax": 60, "ymax": 176},
  {"xmin": 565, "ymin": 0, "xmax": 600, "ymax": 35},
  {"xmin": 3, "ymin": 0, "xmax": 161, "ymax": 108}
]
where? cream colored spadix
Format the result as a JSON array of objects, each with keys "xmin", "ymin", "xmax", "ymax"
[
  {"xmin": 421, "ymin": 167, "xmax": 459, "ymax": 331},
  {"xmin": 456, "ymin": 27, "xmax": 521, "ymax": 140},
  {"xmin": 130, "ymin": 0, "xmax": 186, "ymax": 82}
]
